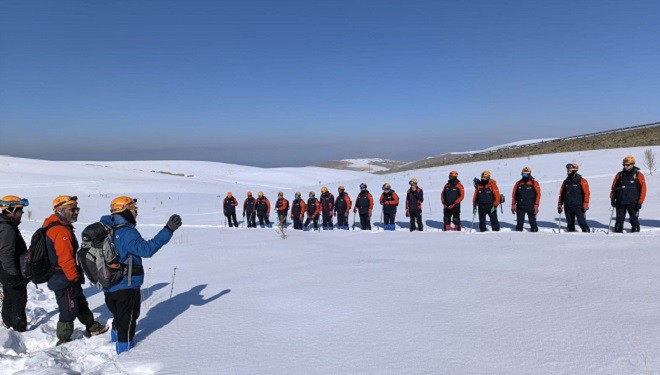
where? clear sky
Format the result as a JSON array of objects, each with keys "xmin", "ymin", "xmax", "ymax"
[{"xmin": 1, "ymin": 0, "xmax": 659, "ymax": 167}]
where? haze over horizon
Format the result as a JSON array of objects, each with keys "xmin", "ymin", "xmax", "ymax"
[{"xmin": 2, "ymin": 1, "xmax": 659, "ymax": 167}]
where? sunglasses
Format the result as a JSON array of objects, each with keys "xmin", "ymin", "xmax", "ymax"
[{"xmin": 623, "ymin": 164, "xmax": 632, "ymax": 167}]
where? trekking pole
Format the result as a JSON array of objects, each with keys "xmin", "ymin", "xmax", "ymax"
[
  {"xmin": 168, "ymin": 267, "xmax": 178, "ymax": 303},
  {"xmin": 607, "ymin": 206, "xmax": 615, "ymax": 235},
  {"xmin": 380, "ymin": 210, "xmax": 384, "ymax": 231},
  {"xmin": 352, "ymin": 211, "xmax": 356, "ymax": 230},
  {"xmin": 469, "ymin": 210, "xmax": 476, "ymax": 233},
  {"xmin": 556, "ymin": 212, "xmax": 562, "ymax": 233}
]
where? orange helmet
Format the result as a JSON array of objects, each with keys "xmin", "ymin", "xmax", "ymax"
[
  {"xmin": 110, "ymin": 196, "xmax": 137, "ymax": 214},
  {"xmin": 521, "ymin": 167, "xmax": 532, "ymax": 175},
  {"xmin": 449, "ymin": 171, "xmax": 458, "ymax": 178},
  {"xmin": 623, "ymin": 155, "xmax": 635, "ymax": 165},
  {"xmin": 258, "ymin": 191, "xmax": 264, "ymax": 197},
  {"xmin": 565, "ymin": 163, "xmax": 579, "ymax": 172},
  {"xmin": 1, "ymin": 195, "xmax": 29, "ymax": 211},
  {"xmin": 481, "ymin": 171, "xmax": 491, "ymax": 179},
  {"xmin": 278, "ymin": 191, "xmax": 284, "ymax": 197},
  {"xmin": 247, "ymin": 191, "xmax": 253, "ymax": 197},
  {"xmin": 338, "ymin": 186, "xmax": 345, "ymax": 192},
  {"xmin": 227, "ymin": 192, "xmax": 233, "ymax": 198},
  {"xmin": 53, "ymin": 195, "xmax": 78, "ymax": 211},
  {"xmin": 321, "ymin": 187, "xmax": 328, "ymax": 193}
]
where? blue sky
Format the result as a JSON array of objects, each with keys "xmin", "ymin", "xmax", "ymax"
[{"xmin": 1, "ymin": 0, "xmax": 659, "ymax": 167}]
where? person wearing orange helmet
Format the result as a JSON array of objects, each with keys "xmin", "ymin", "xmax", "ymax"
[
  {"xmin": 43, "ymin": 196, "xmax": 108, "ymax": 345},
  {"xmin": 223, "ymin": 192, "xmax": 239, "ymax": 228},
  {"xmin": 441, "ymin": 171, "xmax": 464, "ymax": 231},
  {"xmin": 0, "ymin": 196, "xmax": 30, "ymax": 332},
  {"xmin": 354, "ymin": 183, "xmax": 374, "ymax": 230},
  {"xmin": 610, "ymin": 156, "xmax": 647, "ymax": 233},
  {"xmin": 100, "ymin": 196, "xmax": 181, "ymax": 354},
  {"xmin": 557, "ymin": 163, "xmax": 590, "ymax": 232},
  {"xmin": 254, "ymin": 192, "xmax": 271, "ymax": 228},
  {"xmin": 473, "ymin": 171, "xmax": 501, "ymax": 232},
  {"xmin": 512, "ymin": 167, "xmax": 541, "ymax": 232},
  {"xmin": 319, "ymin": 187, "xmax": 335, "ymax": 230},
  {"xmin": 243, "ymin": 192, "xmax": 256, "ymax": 228}
]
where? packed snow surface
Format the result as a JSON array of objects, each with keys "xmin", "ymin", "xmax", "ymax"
[{"xmin": 0, "ymin": 145, "xmax": 658, "ymax": 374}]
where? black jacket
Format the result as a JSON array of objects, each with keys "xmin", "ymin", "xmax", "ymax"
[{"xmin": 0, "ymin": 215, "xmax": 27, "ymax": 286}]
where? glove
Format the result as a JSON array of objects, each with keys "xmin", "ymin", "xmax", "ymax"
[
  {"xmin": 166, "ymin": 214, "xmax": 183, "ymax": 232},
  {"xmin": 406, "ymin": 209, "xmax": 409, "ymax": 218},
  {"xmin": 533, "ymin": 205, "xmax": 539, "ymax": 216},
  {"xmin": 611, "ymin": 199, "xmax": 616, "ymax": 208},
  {"xmin": 353, "ymin": 208, "xmax": 357, "ymax": 213},
  {"xmin": 473, "ymin": 206, "xmax": 477, "ymax": 214},
  {"xmin": 448, "ymin": 204, "xmax": 454, "ymax": 210},
  {"xmin": 242, "ymin": 211, "xmax": 245, "ymax": 216},
  {"xmin": 511, "ymin": 204, "xmax": 516, "ymax": 215},
  {"xmin": 368, "ymin": 209, "xmax": 372, "ymax": 217},
  {"xmin": 582, "ymin": 205, "xmax": 589, "ymax": 212},
  {"xmin": 345, "ymin": 212, "xmax": 349, "ymax": 217},
  {"xmin": 490, "ymin": 206, "xmax": 496, "ymax": 214},
  {"xmin": 637, "ymin": 203, "xmax": 643, "ymax": 210},
  {"xmin": 557, "ymin": 206, "xmax": 563, "ymax": 214}
]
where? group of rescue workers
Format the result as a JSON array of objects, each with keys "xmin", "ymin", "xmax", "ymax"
[
  {"xmin": 222, "ymin": 156, "xmax": 647, "ymax": 234},
  {"xmin": 0, "ymin": 195, "xmax": 181, "ymax": 355},
  {"xmin": 0, "ymin": 155, "xmax": 648, "ymax": 355}
]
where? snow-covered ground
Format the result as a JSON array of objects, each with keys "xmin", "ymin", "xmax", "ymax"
[
  {"xmin": 0, "ymin": 145, "xmax": 658, "ymax": 374},
  {"xmin": 448, "ymin": 138, "xmax": 559, "ymax": 155}
]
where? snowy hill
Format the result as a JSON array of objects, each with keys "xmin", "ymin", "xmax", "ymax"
[
  {"xmin": 315, "ymin": 158, "xmax": 406, "ymax": 172},
  {"xmin": 1, "ymin": 146, "xmax": 659, "ymax": 374}
]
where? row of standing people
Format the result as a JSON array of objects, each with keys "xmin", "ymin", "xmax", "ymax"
[
  {"xmin": 221, "ymin": 155, "xmax": 647, "ymax": 233},
  {"xmin": 0, "ymin": 195, "xmax": 181, "ymax": 355}
]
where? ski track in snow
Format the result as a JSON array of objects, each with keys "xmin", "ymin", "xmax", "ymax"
[{"xmin": 1, "ymin": 146, "xmax": 659, "ymax": 374}]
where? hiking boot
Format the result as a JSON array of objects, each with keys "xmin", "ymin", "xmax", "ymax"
[
  {"xmin": 56, "ymin": 321, "xmax": 74, "ymax": 346},
  {"xmin": 87, "ymin": 321, "xmax": 109, "ymax": 337}
]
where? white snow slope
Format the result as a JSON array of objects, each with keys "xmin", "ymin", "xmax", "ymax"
[{"xmin": 0, "ymin": 146, "xmax": 659, "ymax": 374}]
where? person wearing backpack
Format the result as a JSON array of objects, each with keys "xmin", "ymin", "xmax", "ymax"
[
  {"xmin": 100, "ymin": 196, "xmax": 182, "ymax": 354},
  {"xmin": 0, "ymin": 196, "xmax": 29, "ymax": 332},
  {"xmin": 44, "ymin": 195, "xmax": 108, "ymax": 345},
  {"xmin": 473, "ymin": 171, "xmax": 501, "ymax": 232},
  {"xmin": 610, "ymin": 156, "xmax": 647, "ymax": 233},
  {"xmin": 223, "ymin": 193, "xmax": 239, "ymax": 228}
]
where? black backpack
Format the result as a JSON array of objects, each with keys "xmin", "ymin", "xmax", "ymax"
[{"xmin": 20, "ymin": 222, "xmax": 62, "ymax": 284}]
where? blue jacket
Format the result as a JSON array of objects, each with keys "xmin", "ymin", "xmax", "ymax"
[{"xmin": 100, "ymin": 214, "xmax": 173, "ymax": 293}]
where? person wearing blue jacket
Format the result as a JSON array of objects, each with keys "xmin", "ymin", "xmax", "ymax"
[{"xmin": 101, "ymin": 196, "xmax": 182, "ymax": 354}]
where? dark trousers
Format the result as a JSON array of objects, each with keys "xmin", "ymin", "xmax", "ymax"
[
  {"xmin": 292, "ymin": 215, "xmax": 304, "ymax": 230},
  {"xmin": 409, "ymin": 211, "xmax": 423, "ymax": 231},
  {"xmin": 443, "ymin": 206, "xmax": 461, "ymax": 230},
  {"xmin": 105, "ymin": 288, "xmax": 141, "ymax": 343},
  {"xmin": 478, "ymin": 205, "xmax": 500, "ymax": 232},
  {"xmin": 564, "ymin": 207, "xmax": 589, "ymax": 232},
  {"xmin": 336, "ymin": 211, "xmax": 349, "ymax": 227},
  {"xmin": 225, "ymin": 213, "xmax": 238, "ymax": 227},
  {"xmin": 2, "ymin": 283, "xmax": 27, "ymax": 332},
  {"xmin": 55, "ymin": 284, "xmax": 95, "ymax": 325},
  {"xmin": 383, "ymin": 212, "xmax": 396, "ymax": 225},
  {"xmin": 516, "ymin": 207, "xmax": 538, "ymax": 232},
  {"xmin": 257, "ymin": 212, "xmax": 270, "ymax": 226},
  {"xmin": 359, "ymin": 213, "xmax": 372, "ymax": 230},
  {"xmin": 304, "ymin": 215, "xmax": 319, "ymax": 229},
  {"xmin": 322, "ymin": 212, "xmax": 333, "ymax": 228},
  {"xmin": 615, "ymin": 204, "xmax": 640, "ymax": 232},
  {"xmin": 277, "ymin": 213, "xmax": 287, "ymax": 226},
  {"xmin": 246, "ymin": 212, "xmax": 256, "ymax": 228}
]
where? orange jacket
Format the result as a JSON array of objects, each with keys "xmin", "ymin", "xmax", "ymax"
[
  {"xmin": 511, "ymin": 178, "xmax": 541, "ymax": 209},
  {"xmin": 276, "ymin": 198, "xmax": 289, "ymax": 212},
  {"xmin": 610, "ymin": 169, "xmax": 646, "ymax": 204},
  {"xmin": 380, "ymin": 191, "xmax": 399, "ymax": 206},
  {"xmin": 473, "ymin": 179, "xmax": 501, "ymax": 207},
  {"xmin": 44, "ymin": 214, "xmax": 79, "ymax": 282}
]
